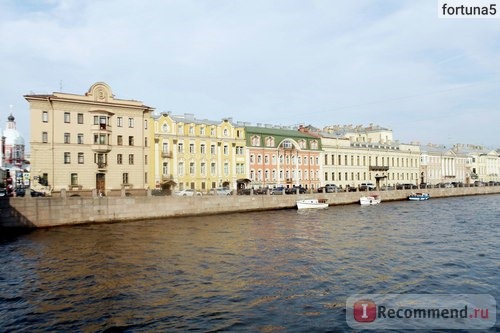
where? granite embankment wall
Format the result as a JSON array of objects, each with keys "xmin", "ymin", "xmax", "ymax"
[{"xmin": 1, "ymin": 186, "xmax": 499, "ymax": 228}]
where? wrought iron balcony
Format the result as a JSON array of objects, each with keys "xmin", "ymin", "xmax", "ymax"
[
  {"xmin": 96, "ymin": 162, "xmax": 107, "ymax": 170},
  {"xmin": 369, "ymin": 165, "xmax": 389, "ymax": 171}
]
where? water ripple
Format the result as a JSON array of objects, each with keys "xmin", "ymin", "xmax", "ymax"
[{"xmin": 1, "ymin": 195, "xmax": 499, "ymax": 332}]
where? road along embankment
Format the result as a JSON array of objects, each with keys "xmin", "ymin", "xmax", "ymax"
[{"xmin": 1, "ymin": 186, "xmax": 499, "ymax": 228}]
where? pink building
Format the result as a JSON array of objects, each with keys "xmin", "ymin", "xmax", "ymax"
[{"xmin": 245, "ymin": 125, "xmax": 322, "ymax": 190}]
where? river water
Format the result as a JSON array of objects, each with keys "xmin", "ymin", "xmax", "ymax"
[{"xmin": 1, "ymin": 195, "xmax": 499, "ymax": 332}]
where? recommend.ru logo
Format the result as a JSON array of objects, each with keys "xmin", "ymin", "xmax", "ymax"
[{"xmin": 346, "ymin": 294, "xmax": 496, "ymax": 330}]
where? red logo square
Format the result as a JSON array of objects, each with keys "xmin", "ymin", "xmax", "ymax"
[{"xmin": 353, "ymin": 300, "xmax": 377, "ymax": 322}]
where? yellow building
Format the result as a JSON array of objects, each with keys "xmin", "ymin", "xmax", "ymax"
[
  {"xmin": 26, "ymin": 82, "xmax": 154, "ymax": 195},
  {"xmin": 150, "ymin": 113, "xmax": 246, "ymax": 193}
]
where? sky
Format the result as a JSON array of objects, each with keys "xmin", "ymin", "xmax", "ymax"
[{"xmin": 1, "ymin": 0, "xmax": 499, "ymax": 149}]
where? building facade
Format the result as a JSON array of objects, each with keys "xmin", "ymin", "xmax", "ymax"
[
  {"xmin": 245, "ymin": 125, "xmax": 322, "ymax": 190},
  {"xmin": 452, "ymin": 144, "xmax": 500, "ymax": 183},
  {"xmin": 317, "ymin": 125, "xmax": 421, "ymax": 189},
  {"xmin": 419, "ymin": 144, "xmax": 471, "ymax": 185},
  {"xmin": 26, "ymin": 82, "xmax": 153, "ymax": 194},
  {"xmin": 150, "ymin": 113, "xmax": 246, "ymax": 192}
]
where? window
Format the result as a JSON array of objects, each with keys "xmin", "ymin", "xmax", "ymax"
[
  {"xmin": 236, "ymin": 146, "xmax": 243, "ymax": 155},
  {"xmin": 117, "ymin": 135, "xmax": 123, "ymax": 146},
  {"xmin": 117, "ymin": 117, "xmax": 123, "ymax": 127},
  {"xmin": 123, "ymin": 173, "xmax": 129, "ymax": 184},
  {"xmin": 77, "ymin": 133, "xmax": 84, "ymax": 144},
  {"xmin": 190, "ymin": 162, "xmax": 195, "ymax": 174},
  {"xmin": 223, "ymin": 128, "xmax": 229, "ymax": 136},
  {"xmin": 78, "ymin": 153, "xmax": 84, "ymax": 164},
  {"xmin": 64, "ymin": 112, "xmax": 70, "ymax": 123},
  {"xmin": 189, "ymin": 143, "xmax": 195, "ymax": 154},
  {"xmin": 162, "ymin": 123, "xmax": 168, "ymax": 132},
  {"xmin": 94, "ymin": 134, "xmax": 106, "ymax": 145},
  {"xmin": 129, "ymin": 154, "xmax": 134, "ymax": 165},
  {"xmin": 162, "ymin": 162, "xmax": 168, "ymax": 175},
  {"xmin": 162, "ymin": 142, "xmax": 169, "ymax": 154},
  {"xmin": 144, "ymin": 119, "xmax": 148, "ymax": 129},
  {"xmin": 42, "ymin": 111, "xmax": 48, "ymax": 122},
  {"xmin": 64, "ymin": 152, "xmax": 71, "ymax": 164},
  {"xmin": 200, "ymin": 127, "xmax": 205, "ymax": 135},
  {"xmin": 94, "ymin": 116, "xmax": 99, "ymax": 125},
  {"xmin": 64, "ymin": 133, "xmax": 70, "ymax": 144},
  {"xmin": 200, "ymin": 144, "xmax": 206, "ymax": 154},
  {"xmin": 117, "ymin": 154, "xmax": 123, "ymax": 164},
  {"xmin": 189, "ymin": 126, "xmax": 194, "ymax": 135},
  {"xmin": 77, "ymin": 113, "xmax": 84, "ymax": 124},
  {"xmin": 42, "ymin": 132, "xmax": 48, "ymax": 143},
  {"xmin": 223, "ymin": 145, "xmax": 229, "ymax": 155},
  {"xmin": 211, "ymin": 162, "xmax": 216, "ymax": 175},
  {"xmin": 178, "ymin": 162, "xmax": 185, "ymax": 176},
  {"xmin": 99, "ymin": 116, "xmax": 107, "ymax": 130},
  {"xmin": 224, "ymin": 162, "xmax": 229, "ymax": 175},
  {"xmin": 178, "ymin": 142, "xmax": 184, "ymax": 153},
  {"xmin": 71, "ymin": 173, "xmax": 78, "ymax": 186},
  {"xmin": 128, "ymin": 136, "xmax": 134, "ymax": 146},
  {"xmin": 145, "ymin": 155, "xmax": 148, "ymax": 165},
  {"xmin": 145, "ymin": 137, "xmax": 148, "ymax": 147},
  {"xmin": 211, "ymin": 144, "xmax": 216, "ymax": 154},
  {"xmin": 201, "ymin": 162, "xmax": 206, "ymax": 175},
  {"xmin": 178, "ymin": 124, "xmax": 184, "ymax": 135},
  {"xmin": 128, "ymin": 118, "xmax": 134, "ymax": 128},
  {"xmin": 210, "ymin": 127, "xmax": 215, "ymax": 136},
  {"xmin": 236, "ymin": 163, "xmax": 244, "ymax": 174}
]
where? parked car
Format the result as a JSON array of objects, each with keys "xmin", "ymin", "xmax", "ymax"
[
  {"xmin": 359, "ymin": 182, "xmax": 376, "ymax": 191},
  {"xmin": 30, "ymin": 189, "xmax": 46, "ymax": 197},
  {"xmin": 396, "ymin": 183, "xmax": 417, "ymax": 190},
  {"xmin": 0, "ymin": 188, "xmax": 7, "ymax": 197},
  {"xmin": 237, "ymin": 188, "xmax": 252, "ymax": 195},
  {"xmin": 285, "ymin": 186, "xmax": 307, "ymax": 194},
  {"xmin": 270, "ymin": 187, "xmax": 285, "ymax": 195},
  {"xmin": 207, "ymin": 188, "xmax": 231, "ymax": 195},
  {"xmin": 317, "ymin": 185, "xmax": 338, "ymax": 193},
  {"xmin": 174, "ymin": 189, "xmax": 202, "ymax": 196},
  {"xmin": 15, "ymin": 188, "xmax": 26, "ymax": 197}
]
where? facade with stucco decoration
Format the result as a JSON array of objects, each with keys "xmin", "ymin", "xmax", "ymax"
[
  {"xmin": 245, "ymin": 125, "xmax": 322, "ymax": 190},
  {"xmin": 26, "ymin": 82, "xmax": 154, "ymax": 194}
]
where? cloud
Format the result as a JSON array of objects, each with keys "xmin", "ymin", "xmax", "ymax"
[{"xmin": 0, "ymin": 0, "xmax": 499, "ymax": 147}]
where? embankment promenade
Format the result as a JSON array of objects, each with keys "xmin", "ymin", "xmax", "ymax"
[{"xmin": 1, "ymin": 186, "xmax": 499, "ymax": 228}]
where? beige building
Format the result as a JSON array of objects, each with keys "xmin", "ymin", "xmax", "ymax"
[
  {"xmin": 149, "ymin": 113, "xmax": 246, "ymax": 193},
  {"xmin": 419, "ymin": 144, "xmax": 471, "ymax": 185},
  {"xmin": 26, "ymin": 82, "xmax": 154, "ymax": 195},
  {"xmin": 316, "ymin": 124, "xmax": 420, "ymax": 189},
  {"xmin": 452, "ymin": 144, "xmax": 500, "ymax": 183}
]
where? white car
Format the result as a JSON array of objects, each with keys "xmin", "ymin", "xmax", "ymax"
[
  {"xmin": 174, "ymin": 189, "xmax": 202, "ymax": 196},
  {"xmin": 208, "ymin": 188, "xmax": 232, "ymax": 195}
]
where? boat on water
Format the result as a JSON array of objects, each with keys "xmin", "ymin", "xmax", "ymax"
[
  {"xmin": 408, "ymin": 192, "xmax": 430, "ymax": 201},
  {"xmin": 296, "ymin": 198, "xmax": 328, "ymax": 210},
  {"xmin": 359, "ymin": 195, "xmax": 381, "ymax": 205}
]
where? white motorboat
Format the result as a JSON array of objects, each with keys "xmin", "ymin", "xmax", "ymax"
[
  {"xmin": 296, "ymin": 199, "xmax": 328, "ymax": 210},
  {"xmin": 408, "ymin": 192, "xmax": 430, "ymax": 201},
  {"xmin": 359, "ymin": 195, "xmax": 381, "ymax": 205}
]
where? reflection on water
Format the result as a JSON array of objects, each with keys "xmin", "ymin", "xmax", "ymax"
[{"xmin": 1, "ymin": 195, "xmax": 499, "ymax": 332}]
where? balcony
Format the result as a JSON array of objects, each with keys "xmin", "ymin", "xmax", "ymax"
[
  {"xmin": 96, "ymin": 162, "xmax": 107, "ymax": 171},
  {"xmin": 161, "ymin": 150, "xmax": 172, "ymax": 158},
  {"xmin": 92, "ymin": 124, "xmax": 112, "ymax": 132},
  {"xmin": 369, "ymin": 165, "xmax": 389, "ymax": 171},
  {"xmin": 92, "ymin": 144, "xmax": 111, "ymax": 153}
]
